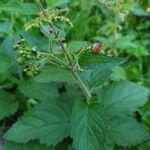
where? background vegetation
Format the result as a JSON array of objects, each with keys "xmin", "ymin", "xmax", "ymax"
[{"xmin": 0, "ymin": 0, "xmax": 150, "ymax": 149}]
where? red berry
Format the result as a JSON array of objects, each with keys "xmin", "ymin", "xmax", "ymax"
[{"xmin": 92, "ymin": 43, "xmax": 103, "ymax": 54}]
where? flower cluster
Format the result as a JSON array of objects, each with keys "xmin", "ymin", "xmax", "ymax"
[
  {"xmin": 24, "ymin": 65, "xmax": 39, "ymax": 77},
  {"xmin": 14, "ymin": 39, "xmax": 40, "ymax": 77},
  {"xmin": 14, "ymin": 41, "xmax": 37, "ymax": 64},
  {"xmin": 25, "ymin": 8, "xmax": 73, "ymax": 31}
]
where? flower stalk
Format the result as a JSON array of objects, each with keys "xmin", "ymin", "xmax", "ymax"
[{"xmin": 35, "ymin": 0, "xmax": 92, "ymax": 101}]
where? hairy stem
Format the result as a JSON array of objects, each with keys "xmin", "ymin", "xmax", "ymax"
[
  {"xmin": 36, "ymin": 0, "xmax": 92, "ymax": 100},
  {"xmin": 71, "ymin": 72, "xmax": 91, "ymax": 101},
  {"xmin": 36, "ymin": 0, "xmax": 72, "ymax": 63},
  {"xmin": 40, "ymin": 52, "xmax": 71, "ymax": 70}
]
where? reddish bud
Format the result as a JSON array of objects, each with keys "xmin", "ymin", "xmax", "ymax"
[
  {"xmin": 92, "ymin": 43, "xmax": 103, "ymax": 54},
  {"xmin": 49, "ymin": 28, "xmax": 54, "ymax": 33}
]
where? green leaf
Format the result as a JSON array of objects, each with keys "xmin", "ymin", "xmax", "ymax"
[
  {"xmin": 79, "ymin": 51, "xmax": 125, "ymax": 88},
  {"xmin": 4, "ymin": 101, "xmax": 71, "ymax": 146},
  {"xmin": 0, "ymin": 2, "xmax": 39, "ymax": 15},
  {"xmin": 46, "ymin": 0, "xmax": 70, "ymax": 8},
  {"xmin": 71, "ymin": 99, "xmax": 149, "ymax": 149},
  {"xmin": 79, "ymin": 52, "xmax": 125, "ymax": 68},
  {"xmin": 71, "ymin": 100, "xmax": 114, "ymax": 150},
  {"xmin": 0, "ymin": 70, "xmax": 11, "ymax": 82},
  {"xmin": 0, "ymin": 54, "xmax": 11, "ymax": 74},
  {"xmin": 5, "ymin": 141, "xmax": 54, "ymax": 150},
  {"xmin": 18, "ymin": 80, "xmax": 59, "ymax": 101},
  {"xmin": 33, "ymin": 67, "xmax": 75, "ymax": 84},
  {"xmin": 97, "ymin": 81, "xmax": 149, "ymax": 116},
  {"xmin": 0, "ymin": 37, "xmax": 14, "ymax": 58},
  {"xmin": 58, "ymin": 84, "xmax": 82, "ymax": 107},
  {"xmin": 79, "ymin": 67, "xmax": 112, "ymax": 89},
  {"xmin": 110, "ymin": 116, "xmax": 149, "ymax": 147},
  {"xmin": 0, "ymin": 22, "xmax": 11, "ymax": 34},
  {"xmin": 116, "ymin": 36, "xmax": 136, "ymax": 50},
  {"xmin": 68, "ymin": 41, "xmax": 88, "ymax": 53},
  {"xmin": 131, "ymin": 6, "xmax": 150, "ymax": 17},
  {"xmin": 0, "ymin": 90, "xmax": 19, "ymax": 120},
  {"xmin": 110, "ymin": 66, "xmax": 127, "ymax": 81}
]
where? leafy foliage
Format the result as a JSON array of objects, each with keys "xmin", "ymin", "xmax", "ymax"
[
  {"xmin": 5, "ymin": 141, "xmax": 54, "ymax": 150},
  {"xmin": 79, "ymin": 51, "xmax": 125, "ymax": 89},
  {"xmin": 110, "ymin": 116, "xmax": 149, "ymax": 147},
  {"xmin": 18, "ymin": 80, "xmax": 59, "ymax": 101},
  {"xmin": 4, "ymin": 101, "xmax": 71, "ymax": 146},
  {"xmin": 0, "ymin": 90, "xmax": 19, "ymax": 121},
  {"xmin": 96, "ymin": 81, "xmax": 149, "ymax": 116},
  {"xmin": 71, "ymin": 81, "xmax": 149, "ymax": 150},
  {"xmin": 33, "ymin": 67, "xmax": 75, "ymax": 84},
  {"xmin": 46, "ymin": 0, "xmax": 70, "ymax": 8},
  {"xmin": 0, "ymin": 54, "xmax": 12, "ymax": 74},
  {"xmin": 71, "ymin": 100, "xmax": 113, "ymax": 150},
  {"xmin": 0, "ymin": 2, "xmax": 39, "ymax": 15},
  {"xmin": 0, "ymin": 0, "xmax": 150, "ymax": 149}
]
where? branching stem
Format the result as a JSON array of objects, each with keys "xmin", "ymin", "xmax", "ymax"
[
  {"xmin": 35, "ymin": 0, "xmax": 92, "ymax": 101},
  {"xmin": 36, "ymin": 0, "xmax": 72, "ymax": 63}
]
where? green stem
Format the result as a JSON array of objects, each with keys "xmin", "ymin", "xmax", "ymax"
[
  {"xmin": 71, "ymin": 72, "xmax": 91, "ymax": 101},
  {"xmin": 112, "ymin": 0, "xmax": 119, "ymax": 51},
  {"xmin": 40, "ymin": 53, "xmax": 71, "ymax": 70},
  {"xmin": 36, "ymin": 0, "xmax": 92, "ymax": 101},
  {"xmin": 36, "ymin": 0, "xmax": 72, "ymax": 63},
  {"xmin": 9, "ymin": 75, "xmax": 20, "ymax": 84},
  {"xmin": 48, "ymin": 37, "xmax": 52, "ymax": 53}
]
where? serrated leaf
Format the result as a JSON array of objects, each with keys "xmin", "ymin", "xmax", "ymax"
[
  {"xmin": 55, "ymin": 139, "xmax": 70, "ymax": 150},
  {"xmin": 110, "ymin": 116, "xmax": 149, "ymax": 147},
  {"xmin": 0, "ymin": 2, "xmax": 39, "ymax": 15},
  {"xmin": 5, "ymin": 141, "xmax": 54, "ymax": 150},
  {"xmin": 0, "ymin": 90, "xmax": 19, "ymax": 120},
  {"xmin": 71, "ymin": 99, "xmax": 149, "ymax": 149},
  {"xmin": 4, "ymin": 101, "xmax": 71, "ymax": 146},
  {"xmin": 79, "ymin": 51, "xmax": 125, "ymax": 89},
  {"xmin": 93, "ymin": 81, "xmax": 150, "ymax": 147},
  {"xmin": 79, "ymin": 51, "xmax": 125, "ymax": 68},
  {"xmin": 46, "ymin": 0, "xmax": 70, "ymax": 8},
  {"xmin": 97, "ymin": 81, "xmax": 149, "ymax": 116},
  {"xmin": 79, "ymin": 66, "xmax": 112, "ymax": 89},
  {"xmin": 0, "ymin": 54, "xmax": 11, "ymax": 74},
  {"xmin": 18, "ymin": 81, "xmax": 59, "ymax": 101},
  {"xmin": 71, "ymin": 100, "xmax": 114, "ymax": 150},
  {"xmin": 33, "ymin": 67, "xmax": 75, "ymax": 84}
]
